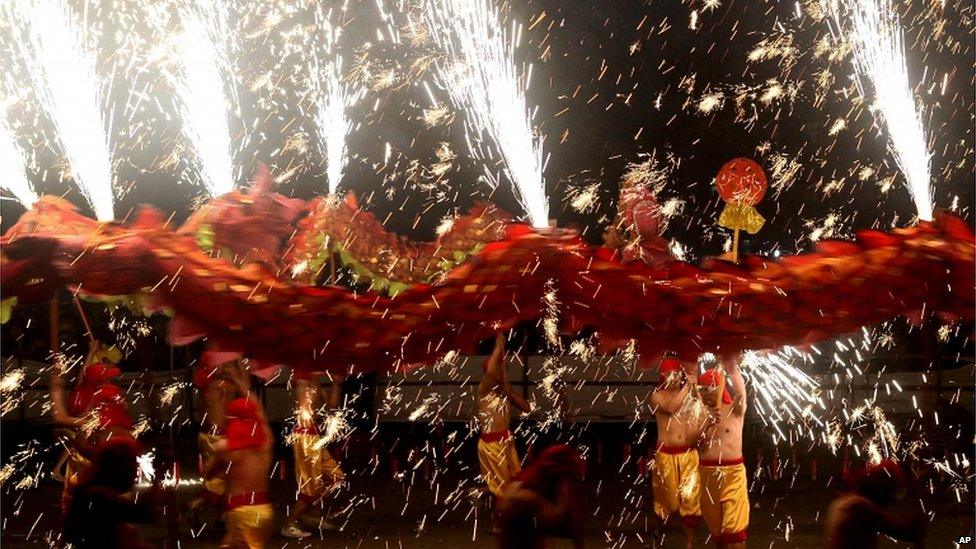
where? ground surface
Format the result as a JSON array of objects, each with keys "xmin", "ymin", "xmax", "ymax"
[{"xmin": 2, "ymin": 462, "xmax": 971, "ymax": 548}]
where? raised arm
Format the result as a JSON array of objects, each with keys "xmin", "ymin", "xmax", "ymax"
[
  {"xmin": 477, "ymin": 333, "xmax": 507, "ymax": 397},
  {"xmin": 724, "ymin": 355, "xmax": 747, "ymax": 416}
]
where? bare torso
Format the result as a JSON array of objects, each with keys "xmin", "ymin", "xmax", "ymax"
[
  {"xmin": 224, "ymin": 444, "xmax": 272, "ymax": 498},
  {"xmin": 652, "ymin": 388, "xmax": 709, "ymax": 448},
  {"xmin": 698, "ymin": 406, "xmax": 744, "ymax": 461},
  {"xmin": 478, "ymin": 390, "xmax": 512, "ymax": 433}
]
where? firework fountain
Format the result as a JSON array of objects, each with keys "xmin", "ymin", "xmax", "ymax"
[
  {"xmin": 0, "ymin": 115, "xmax": 37, "ymax": 207},
  {"xmin": 7, "ymin": 0, "xmax": 115, "ymax": 221},
  {"xmin": 310, "ymin": 6, "xmax": 363, "ymax": 194},
  {"xmin": 173, "ymin": 0, "xmax": 240, "ymax": 197},
  {"xmin": 422, "ymin": 0, "xmax": 549, "ymax": 227},
  {"xmin": 821, "ymin": 0, "xmax": 933, "ymax": 220}
]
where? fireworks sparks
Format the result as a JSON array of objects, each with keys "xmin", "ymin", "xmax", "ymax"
[
  {"xmin": 738, "ymin": 351, "xmax": 824, "ymax": 440},
  {"xmin": 172, "ymin": 0, "xmax": 240, "ymax": 197},
  {"xmin": 821, "ymin": 0, "xmax": 933, "ymax": 220},
  {"xmin": 422, "ymin": 0, "xmax": 549, "ymax": 227},
  {"xmin": 310, "ymin": 6, "xmax": 363, "ymax": 194},
  {"xmin": 8, "ymin": 0, "xmax": 115, "ymax": 220},
  {"xmin": 0, "ymin": 114, "xmax": 37, "ymax": 207}
]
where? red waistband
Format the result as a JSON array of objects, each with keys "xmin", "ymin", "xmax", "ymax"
[
  {"xmin": 716, "ymin": 530, "xmax": 747, "ymax": 544},
  {"xmin": 293, "ymin": 426, "xmax": 319, "ymax": 436},
  {"xmin": 657, "ymin": 444, "xmax": 695, "ymax": 455},
  {"xmin": 226, "ymin": 492, "xmax": 269, "ymax": 510},
  {"xmin": 700, "ymin": 457, "xmax": 744, "ymax": 467},
  {"xmin": 480, "ymin": 429, "xmax": 511, "ymax": 443}
]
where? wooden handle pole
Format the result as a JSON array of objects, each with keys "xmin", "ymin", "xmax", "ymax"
[{"xmin": 731, "ymin": 228, "xmax": 741, "ymax": 264}]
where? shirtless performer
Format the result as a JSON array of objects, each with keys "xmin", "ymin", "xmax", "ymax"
[
  {"xmin": 477, "ymin": 333, "xmax": 532, "ymax": 528},
  {"xmin": 697, "ymin": 356, "xmax": 749, "ymax": 548},
  {"xmin": 498, "ymin": 444, "xmax": 585, "ymax": 549},
  {"xmin": 649, "ymin": 353, "xmax": 707, "ymax": 549},
  {"xmin": 824, "ymin": 459, "xmax": 925, "ymax": 548},
  {"xmin": 187, "ymin": 354, "xmax": 250, "ymax": 524},
  {"xmin": 206, "ymin": 396, "xmax": 275, "ymax": 549},
  {"xmin": 281, "ymin": 371, "xmax": 346, "ymax": 539}
]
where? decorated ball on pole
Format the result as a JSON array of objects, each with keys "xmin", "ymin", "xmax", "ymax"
[{"xmin": 715, "ymin": 158, "xmax": 768, "ymax": 262}]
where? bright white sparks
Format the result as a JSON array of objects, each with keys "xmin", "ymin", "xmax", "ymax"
[
  {"xmin": 311, "ymin": 7, "xmax": 362, "ymax": 194},
  {"xmin": 0, "ymin": 115, "xmax": 37, "ymax": 207},
  {"xmin": 175, "ymin": 0, "xmax": 238, "ymax": 197},
  {"xmin": 9, "ymin": 0, "xmax": 115, "ymax": 220},
  {"xmin": 739, "ymin": 350, "xmax": 824, "ymax": 438},
  {"xmin": 822, "ymin": 0, "xmax": 933, "ymax": 220},
  {"xmin": 423, "ymin": 0, "xmax": 549, "ymax": 227}
]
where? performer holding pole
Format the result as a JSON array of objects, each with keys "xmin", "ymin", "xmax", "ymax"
[
  {"xmin": 649, "ymin": 353, "xmax": 706, "ymax": 549},
  {"xmin": 187, "ymin": 354, "xmax": 251, "ymax": 527},
  {"xmin": 477, "ymin": 332, "xmax": 531, "ymax": 531},
  {"xmin": 206, "ymin": 396, "xmax": 275, "ymax": 549},
  {"xmin": 697, "ymin": 355, "xmax": 749, "ymax": 548},
  {"xmin": 281, "ymin": 371, "xmax": 346, "ymax": 539}
]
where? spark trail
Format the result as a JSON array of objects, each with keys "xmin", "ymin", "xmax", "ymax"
[
  {"xmin": 422, "ymin": 0, "xmax": 549, "ymax": 227},
  {"xmin": 821, "ymin": 0, "xmax": 933, "ymax": 220},
  {"xmin": 9, "ymin": 0, "xmax": 115, "ymax": 220}
]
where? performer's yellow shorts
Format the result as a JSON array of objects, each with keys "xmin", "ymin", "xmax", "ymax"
[
  {"xmin": 292, "ymin": 433, "xmax": 345, "ymax": 502},
  {"xmin": 220, "ymin": 503, "xmax": 274, "ymax": 549},
  {"xmin": 651, "ymin": 445, "xmax": 701, "ymax": 527},
  {"xmin": 477, "ymin": 430, "xmax": 521, "ymax": 499},
  {"xmin": 699, "ymin": 461, "xmax": 749, "ymax": 544},
  {"xmin": 198, "ymin": 432, "xmax": 226, "ymax": 495},
  {"xmin": 61, "ymin": 449, "xmax": 91, "ymax": 514}
]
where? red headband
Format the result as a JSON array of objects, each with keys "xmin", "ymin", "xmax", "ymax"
[
  {"xmin": 697, "ymin": 369, "xmax": 733, "ymax": 405},
  {"xmin": 659, "ymin": 358, "xmax": 681, "ymax": 376}
]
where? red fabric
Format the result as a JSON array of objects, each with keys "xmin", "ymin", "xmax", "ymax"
[
  {"xmin": 226, "ymin": 491, "xmax": 269, "ymax": 510},
  {"xmin": 91, "ymin": 383, "xmax": 122, "ymax": 403},
  {"xmin": 715, "ymin": 530, "xmax": 748, "ymax": 544},
  {"xmin": 657, "ymin": 444, "xmax": 693, "ymax": 455},
  {"xmin": 226, "ymin": 398, "xmax": 265, "ymax": 451},
  {"xmin": 97, "ymin": 403, "xmax": 134, "ymax": 431},
  {"xmin": 81, "ymin": 363, "xmax": 120, "ymax": 385},
  {"xmin": 680, "ymin": 515, "xmax": 702, "ymax": 529},
  {"xmin": 699, "ymin": 457, "xmax": 744, "ymax": 467},
  {"xmin": 658, "ymin": 358, "xmax": 681, "ymax": 377},
  {"xmin": 193, "ymin": 363, "xmax": 219, "ymax": 389},
  {"xmin": 698, "ymin": 369, "xmax": 733, "ymax": 405},
  {"xmin": 479, "ymin": 429, "xmax": 511, "ymax": 443},
  {"xmin": 227, "ymin": 398, "xmax": 260, "ymax": 420},
  {"xmin": 2, "ymin": 197, "xmax": 973, "ymax": 376},
  {"xmin": 226, "ymin": 419, "xmax": 265, "ymax": 451},
  {"xmin": 68, "ymin": 387, "xmax": 95, "ymax": 417}
]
